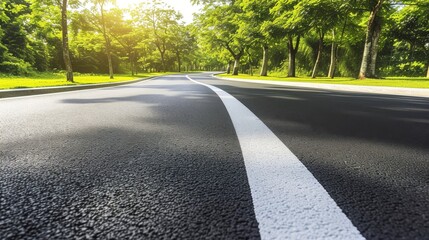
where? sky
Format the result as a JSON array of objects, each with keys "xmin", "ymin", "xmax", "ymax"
[{"xmin": 117, "ymin": 0, "xmax": 201, "ymax": 24}]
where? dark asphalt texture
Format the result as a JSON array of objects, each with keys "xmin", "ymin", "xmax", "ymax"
[
  {"xmin": 0, "ymin": 75, "xmax": 259, "ymax": 239},
  {"xmin": 193, "ymin": 73, "xmax": 429, "ymax": 239},
  {"xmin": 1, "ymin": 73, "xmax": 428, "ymax": 239}
]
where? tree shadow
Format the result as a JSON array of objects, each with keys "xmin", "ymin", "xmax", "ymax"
[
  {"xmin": 4, "ymin": 76, "xmax": 428, "ymax": 239},
  {"xmin": 205, "ymin": 82, "xmax": 429, "ymax": 150},
  {"xmin": 1, "ymin": 76, "xmax": 260, "ymax": 239},
  {"xmin": 195, "ymin": 79, "xmax": 429, "ymax": 239}
]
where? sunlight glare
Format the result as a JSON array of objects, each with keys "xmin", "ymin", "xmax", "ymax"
[{"xmin": 116, "ymin": 0, "xmax": 201, "ymax": 23}]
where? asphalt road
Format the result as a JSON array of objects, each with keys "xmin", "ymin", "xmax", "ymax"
[{"xmin": 1, "ymin": 73, "xmax": 428, "ymax": 239}]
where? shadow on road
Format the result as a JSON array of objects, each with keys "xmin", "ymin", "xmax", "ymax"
[
  {"xmin": 192, "ymin": 78, "xmax": 429, "ymax": 239},
  {"xmin": 1, "ymin": 78, "xmax": 259, "ymax": 239}
]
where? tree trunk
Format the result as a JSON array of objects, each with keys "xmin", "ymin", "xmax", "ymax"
[
  {"xmin": 232, "ymin": 56, "xmax": 240, "ymax": 75},
  {"xmin": 287, "ymin": 35, "xmax": 300, "ymax": 77},
  {"xmin": 359, "ymin": 39, "xmax": 371, "ymax": 79},
  {"xmin": 246, "ymin": 50, "xmax": 253, "ymax": 76},
  {"xmin": 311, "ymin": 31, "xmax": 324, "ymax": 78},
  {"xmin": 359, "ymin": 0, "xmax": 384, "ymax": 79},
  {"xmin": 160, "ymin": 51, "xmax": 166, "ymax": 72},
  {"xmin": 260, "ymin": 45, "xmax": 268, "ymax": 76},
  {"xmin": 226, "ymin": 61, "xmax": 231, "ymax": 74},
  {"xmin": 134, "ymin": 52, "xmax": 138, "ymax": 75},
  {"xmin": 106, "ymin": 44, "xmax": 113, "ymax": 79},
  {"xmin": 368, "ymin": 21, "xmax": 381, "ymax": 78},
  {"xmin": 328, "ymin": 30, "xmax": 337, "ymax": 78},
  {"xmin": 177, "ymin": 52, "xmax": 181, "ymax": 72},
  {"xmin": 129, "ymin": 51, "xmax": 134, "ymax": 76},
  {"xmin": 329, "ymin": 18, "xmax": 348, "ymax": 78},
  {"xmin": 288, "ymin": 50, "xmax": 296, "ymax": 77},
  {"xmin": 61, "ymin": 0, "xmax": 73, "ymax": 82},
  {"xmin": 224, "ymin": 44, "xmax": 244, "ymax": 76},
  {"xmin": 100, "ymin": 4, "xmax": 113, "ymax": 79},
  {"xmin": 426, "ymin": 64, "xmax": 429, "ymax": 78}
]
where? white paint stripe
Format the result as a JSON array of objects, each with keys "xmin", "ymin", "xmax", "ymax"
[{"xmin": 186, "ymin": 75, "xmax": 364, "ymax": 240}]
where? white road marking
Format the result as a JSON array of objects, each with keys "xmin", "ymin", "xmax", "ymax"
[{"xmin": 186, "ymin": 75, "xmax": 364, "ymax": 240}]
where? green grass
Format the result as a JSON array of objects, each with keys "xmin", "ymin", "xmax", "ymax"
[
  {"xmin": 218, "ymin": 74, "xmax": 429, "ymax": 89},
  {"xmin": 0, "ymin": 72, "xmax": 175, "ymax": 90}
]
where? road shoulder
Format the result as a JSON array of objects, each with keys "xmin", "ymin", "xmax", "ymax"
[
  {"xmin": 214, "ymin": 75, "xmax": 429, "ymax": 98},
  {"xmin": 0, "ymin": 77, "xmax": 154, "ymax": 99}
]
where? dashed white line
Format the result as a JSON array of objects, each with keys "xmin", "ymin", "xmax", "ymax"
[{"xmin": 186, "ymin": 75, "xmax": 364, "ymax": 240}]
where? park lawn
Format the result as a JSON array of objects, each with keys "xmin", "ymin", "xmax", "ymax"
[
  {"xmin": 218, "ymin": 74, "xmax": 429, "ymax": 89},
  {"xmin": 0, "ymin": 72, "xmax": 174, "ymax": 90}
]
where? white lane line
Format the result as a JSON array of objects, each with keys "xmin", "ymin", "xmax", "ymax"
[{"xmin": 186, "ymin": 75, "xmax": 364, "ymax": 240}]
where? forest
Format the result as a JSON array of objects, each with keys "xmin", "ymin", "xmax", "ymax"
[{"xmin": 0, "ymin": 0, "xmax": 428, "ymax": 83}]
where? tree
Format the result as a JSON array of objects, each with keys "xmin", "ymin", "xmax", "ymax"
[
  {"xmin": 0, "ymin": 2, "xmax": 9, "ymax": 62},
  {"xmin": 29, "ymin": 0, "xmax": 79, "ymax": 80},
  {"xmin": 292, "ymin": 0, "xmax": 344, "ymax": 78},
  {"xmin": 358, "ymin": 0, "xmax": 385, "ymax": 79},
  {"xmin": 88, "ymin": 0, "xmax": 115, "ymax": 79},
  {"xmin": 61, "ymin": 0, "xmax": 74, "ymax": 82},
  {"xmin": 0, "ymin": 0, "xmax": 427, "ymax": 80},
  {"xmin": 195, "ymin": 1, "xmax": 248, "ymax": 75},
  {"xmin": 271, "ymin": 0, "xmax": 305, "ymax": 77},
  {"xmin": 107, "ymin": 8, "xmax": 142, "ymax": 75},
  {"xmin": 0, "ymin": 0, "xmax": 37, "ymax": 74},
  {"xmin": 133, "ymin": 1, "xmax": 182, "ymax": 72},
  {"xmin": 170, "ymin": 25, "xmax": 197, "ymax": 72},
  {"xmin": 240, "ymin": 0, "xmax": 276, "ymax": 76},
  {"xmin": 391, "ymin": 1, "xmax": 429, "ymax": 77}
]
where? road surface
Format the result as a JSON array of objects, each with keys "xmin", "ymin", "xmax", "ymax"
[{"xmin": 1, "ymin": 73, "xmax": 428, "ymax": 239}]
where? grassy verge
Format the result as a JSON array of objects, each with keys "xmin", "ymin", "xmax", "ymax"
[
  {"xmin": 218, "ymin": 74, "xmax": 429, "ymax": 89},
  {"xmin": 0, "ymin": 72, "xmax": 176, "ymax": 90}
]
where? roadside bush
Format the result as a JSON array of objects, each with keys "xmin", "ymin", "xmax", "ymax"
[
  {"xmin": 0, "ymin": 60, "xmax": 33, "ymax": 75},
  {"xmin": 0, "ymin": 54, "xmax": 34, "ymax": 76},
  {"xmin": 396, "ymin": 61, "xmax": 425, "ymax": 77}
]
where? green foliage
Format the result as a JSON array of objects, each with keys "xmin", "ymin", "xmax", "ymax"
[
  {"xmin": 196, "ymin": 0, "xmax": 429, "ymax": 78},
  {"xmin": 196, "ymin": 2, "xmax": 247, "ymax": 54},
  {"xmin": 0, "ymin": 60, "xmax": 32, "ymax": 75},
  {"xmin": 386, "ymin": 3, "xmax": 429, "ymax": 76},
  {"xmin": 0, "ymin": 0, "xmax": 428, "ymax": 79},
  {"xmin": 131, "ymin": 1, "xmax": 184, "ymax": 72},
  {"xmin": 0, "ymin": 0, "xmax": 199, "ymax": 76}
]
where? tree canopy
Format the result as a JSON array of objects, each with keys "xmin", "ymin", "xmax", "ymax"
[{"xmin": 0, "ymin": 0, "xmax": 428, "ymax": 78}]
